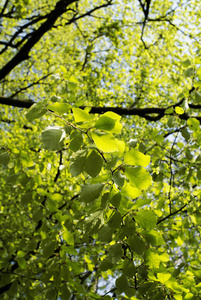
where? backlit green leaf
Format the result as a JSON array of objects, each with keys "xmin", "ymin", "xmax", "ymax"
[
  {"xmin": 62, "ymin": 228, "xmax": 74, "ymax": 246},
  {"xmin": 91, "ymin": 132, "xmax": 119, "ymax": 152},
  {"xmin": 124, "ymin": 149, "xmax": 150, "ymax": 167},
  {"xmin": 110, "ymin": 192, "xmax": 121, "ymax": 208},
  {"xmin": 157, "ymin": 273, "xmax": 171, "ymax": 284},
  {"xmin": 121, "ymin": 182, "xmax": 141, "ymax": 198},
  {"xmin": 98, "ymin": 225, "xmax": 114, "ymax": 243},
  {"xmin": 47, "ymin": 102, "xmax": 71, "ymax": 114},
  {"xmin": 175, "ymin": 106, "xmax": 184, "ymax": 115},
  {"xmin": 124, "ymin": 166, "xmax": 152, "ymax": 190},
  {"xmin": 95, "ymin": 115, "xmax": 116, "ymax": 131},
  {"xmin": 73, "ymin": 107, "xmax": 93, "ymax": 122},
  {"xmin": 135, "ymin": 210, "xmax": 157, "ymax": 230}
]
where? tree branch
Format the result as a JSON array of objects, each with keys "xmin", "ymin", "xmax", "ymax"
[
  {"xmin": 157, "ymin": 202, "xmax": 188, "ymax": 225},
  {"xmin": 0, "ymin": 96, "xmax": 34, "ymax": 108},
  {"xmin": 0, "ymin": 0, "xmax": 78, "ymax": 81}
]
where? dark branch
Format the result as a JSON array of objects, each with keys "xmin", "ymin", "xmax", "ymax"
[
  {"xmin": 0, "ymin": 0, "xmax": 78, "ymax": 81},
  {"xmin": 157, "ymin": 203, "xmax": 188, "ymax": 225},
  {"xmin": 1, "ymin": 85, "xmax": 200, "ymax": 122},
  {"xmin": 0, "ymin": 282, "xmax": 12, "ymax": 295},
  {"xmin": 0, "ymin": 96, "xmax": 34, "ymax": 108}
]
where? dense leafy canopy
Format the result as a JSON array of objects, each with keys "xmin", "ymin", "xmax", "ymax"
[{"xmin": 1, "ymin": 0, "xmax": 201, "ymax": 299}]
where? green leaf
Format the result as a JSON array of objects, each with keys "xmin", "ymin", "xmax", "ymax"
[
  {"xmin": 145, "ymin": 250, "xmax": 161, "ymax": 268},
  {"xmin": 187, "ymin": 118, "xmax": 200, "ymax": 131},
  {"xmin": 70, "ymin": 151, "xmax": 86, "ymax": 176},
  {"xmin": 42, "ymin": 241, "xmax": 56, "ymax": 258},
  {"xmin": 91, "ymin": 131, "xmax": 119, "ymax": 152},
  {"xmin": 194, "ymin": 81, "xmax": 201, "ymax": 88},
  {"xmin": 85, "ymin": 209, "xmax": 104, "ymax": 234},
  {"xmin": 112, "ymin": 171, "xmax": 125, "ymax": 187},
  {"xmin": 102, "ymin": 112, "xmax": 122, "ymax": 133},
  {"xmin": 121, "ymin": 183, "xmax": 141, "ymax": 198},
  {"xmin": 99, "ymin": 258, "xmax": 113, "ymax": 271},
  {"xmin": 157, "ymin": 273, "xmax": 171, "ymax": 284},
  {"xmin": 95, "ymin": 115, "xmax": 116, "ymax": 131},
  {"xmin": 69, "ymin": 131, "xmax": 83, "ymax": 152},
  {"xmin": 181, "ymin": 128, "xmax": 190, "ymax": 141},
  {"xmin": 195, "ymin": 91, "xmax": 201, "ymax": 103},
  {"xmin": 124, "ymin": 166, "xmax": 152, "ymax": 190},
  {"xmin": 108, "ymin": 243, "xmax": 122, "ymax": 263},
  {"xmin": 165, "ymin": 107, "xmax": 174, "ymax": 114},
  {"xmin": 124, "ymin": 149, "xmax": 150, "ymax": 167},
  {"xmin": 122, "ymin": 259, "xmax": 136, "ymax": 278},
  {"xmin": 84, "ymin": 150, "xmax": 103, "ymax": 177},
  {"xmin": 110, "ymin": 192, "xmax": 121, "ymax": 208},
  {"xmin": 167, "ymin": 116, "xmax": 176, "ymax": 128},
  {"xmin": 182, "ymin": 59, "xmax": 191, "ymax": 67},
  {"xmin": 135, "ymin": 210, "xmax": 157, "ymax": 230},
  {"xmin": 16, "ymin": 257, "xmax": 26, "ymax": 269},
  {"xmin": 143, "ymin": 230, "xmax": 165, "ymax": 245},
  {"xmin": 47, "ymin": 102, "xmax": 71, "ymax": 114},
  {"xmin": 49, "ymin": 193, "xmax": 63, "ymax": 202},
  {"xmin": 45, "ymin": 288, "xmax": 57, "ymax": 300},
  {"xmin": 62, "ymin": 228, "xmax": 74, "ymax": 246},
  {"xmin": 184, "ymin": 67, "xmax": 194, "ymax": 77},
  {"xmin": 108, "ymin": 211, "xmax": 122, "ymax": 229},
  {"xmin": 0, "ymin": 152, "xmax": 10, "ymax": 165},
  {"xmin": 60, "ymin": 283, "xmax": 71, "ymax": 300},
  {"xmin": 98, "ymin": 225, "xmax": 114, "ymax": 243},
  {"xmin": 115, "ymin": 274, "xmax": 129, "ymax": 294},
  {"xmin": 79, "ymin": 183, "xmax": 104, "ymax": 202},
  {"xmin": 72, "ymin": 107, "xmax": 93, "ymax": 122},
  {"xmin": 175, "ymin": 106, "xmax": 184, "ymax": 115},
  {"xmin": 26, "ymin": 101, "xmax": 47, "ymax": 122},
  {"xmin": 42, "ymin": 126, "xmax": 66, "ymax": 151},
  {"xmin": 94, "ymin": 112, "xmax": 122, "ymax": 133},
  {"xmin": 127, "ymin": 235, "xmax": 146, "ymax": 255}
]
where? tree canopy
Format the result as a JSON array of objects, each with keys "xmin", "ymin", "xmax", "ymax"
[{"xmin": 1, "ymin": 0, "xmax": 201, "ymax": 299}]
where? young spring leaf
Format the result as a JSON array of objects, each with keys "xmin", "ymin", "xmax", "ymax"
[
  {"xmin": 95, "ymin": 115, "xmax": 116, "ymax": 131},
  {"xmin": 47, "ymin": 102, "xmax": 71, "ymax": 114},
  {"xmin": 127, "ymin": 235, "xmax": 146, "ymax": 255},
  {"xmin": 42, "ymin": 126, "xmax": 66, "ymax": 151},
  {"xmin": 72, "ymin": 107, "xmax": 93, "ymax": 123},
  {"xmin": 26, "ymin": 101, "xmax": 47, "ymax": 122},
  {"xmin": 84, "ymin": 150, "xmax": 103, "ymax": 177},
  {"xmin": 135, "ymin": 210, "xmax": 157, "ymax": 230},
  {"xmin": 91, "ymin": 131, "xmax": 118, "ymax": 152},
  {"xmin": 108, "ymin": 211, "xmax": 122, "ymax": 229},
  {"xmin": 124, "ymin": 149, "xmax": 150, "ymax": 167},
  {"xmin": 124, "ymin": 166, "xmax": 152, "ymax": 190},
  {"xmin": 70, "ymin": 151, "xmax": 86, "ymax": 176},
  {"xmin": 79, "ymin": 183, "xmax": 104, "ymax": 203},
  {"xmin": 115, "ymin": 274, "xmax": 129, "ymax": 294},
  {"xmin": 69, "ymin": 131, "xmax": 83, "ymax": 152},
  {"xmin": 121, "ymin": 182, "xmax": 141, "ymax": 198}
]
